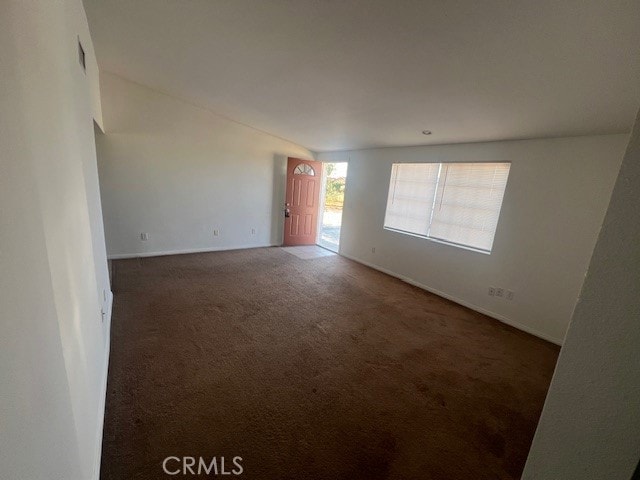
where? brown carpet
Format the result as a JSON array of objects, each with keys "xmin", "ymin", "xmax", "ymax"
[{"xmin": 101, "ymin": 247, "xmax": 559, "ymax": 480}]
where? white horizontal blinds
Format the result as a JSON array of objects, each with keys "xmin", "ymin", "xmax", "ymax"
[
  {"xmin": 428, "ymin": 162, "xmax": 510, "ymax": 251},
  {"xmin": 384, "ymin": 163, "xmax": 440, "ymax": 235}
]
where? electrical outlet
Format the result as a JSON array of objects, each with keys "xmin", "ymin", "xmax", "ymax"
[
  {"xmin": 506, "ymin": 290, "xmax": 515, "ymax": 301},
  {"xmin": 488, "ymin": 287, "xmax": 496, "ymax": 296},
  {"xmin": 371, "ymin": 247, "xmax": 376, "ymax": 254},
  {"xmin": 251, "ymin": 228, "xmax": 256, "ymax": 235},
  {"xmin": 495, "ymin": 287, "xmax": 504, "ymax": 298},
  {"xmin": 213, "ymin": 229, "xmax": 219, "ymax": 236},
  {"xmin": 140, "ymin": 232, "xmax": 149, "ymax": 241}
]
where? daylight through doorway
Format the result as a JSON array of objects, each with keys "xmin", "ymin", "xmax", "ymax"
[{"xmin": 317, "ymin": 162, "xmax": 347, "ymax": 252}]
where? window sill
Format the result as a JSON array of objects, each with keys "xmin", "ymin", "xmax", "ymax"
[{"xmin": 383, "ymin": 227, "xmax": 492, "ymax": 255}]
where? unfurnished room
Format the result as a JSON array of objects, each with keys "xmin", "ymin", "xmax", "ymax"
[{"xmin": 1, "ymin": 1, "xmax": 639, "ymax": 479}]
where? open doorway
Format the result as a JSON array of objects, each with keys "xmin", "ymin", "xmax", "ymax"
[{"xmin": 317, "ymin": 162, "xmax": 348, "ymax": 252}]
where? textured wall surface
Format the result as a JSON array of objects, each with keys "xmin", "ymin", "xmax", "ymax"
[
  {"xmin": 318, "ymin": 134, "xmax": 627, "ymax": 343},
  {"xmin": 523, "ymin": 111, "xmax": 640, "ymax": 479},
  {"xmin": 0, "ymin": 1, "xmax": 110, "ymax": 479},
  {"xmin": 96, "ymin": 73, "xmax": 315, "ymax": 258}
]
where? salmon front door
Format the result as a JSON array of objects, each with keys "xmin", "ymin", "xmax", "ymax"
[{"xmin": 283, "ymin": 158, "xmax": 322, "ymax": 246}]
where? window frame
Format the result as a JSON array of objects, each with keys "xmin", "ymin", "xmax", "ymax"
[{"xmin": 383, "ymin": 161, "xmax": 511, "ymax": 254}]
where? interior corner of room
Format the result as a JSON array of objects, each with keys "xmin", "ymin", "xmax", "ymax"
[{"xmin": 1, "ymin": 0, "xmax": 639, "ymax": 479}]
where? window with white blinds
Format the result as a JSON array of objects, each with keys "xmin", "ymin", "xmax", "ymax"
[{"xmin": 384, "ymin": 162, "xmax": 510, "ymax": 252}]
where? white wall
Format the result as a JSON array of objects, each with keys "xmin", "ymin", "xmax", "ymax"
[
  {"xmin": 522, "ymin": 112, "xmax": 640, "ymax": 479},
  {"xmin": 96, "ymin": 73, "xmax": 315, "ymax": 258},
  {"xmin": 318, "ymin": 134, "xmax": 627, "ymax": 343},
  {"xmin": 0, "ymin": 1, "xmax": 111, "ymax": 479}
]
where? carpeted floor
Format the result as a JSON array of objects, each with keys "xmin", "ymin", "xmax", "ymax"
[{"xmin": 101, "ymin": 247, "xmax": 559, "ymax": 480}]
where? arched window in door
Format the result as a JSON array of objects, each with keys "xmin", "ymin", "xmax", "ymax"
[{"xmin": 293, "ymin": 163, "xmax": 315, "ymax": 176}]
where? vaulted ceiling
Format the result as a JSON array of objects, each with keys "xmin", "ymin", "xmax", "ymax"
[{"xmin": 84, "ymin": 0, "xmax": 640, "ymax": 152}]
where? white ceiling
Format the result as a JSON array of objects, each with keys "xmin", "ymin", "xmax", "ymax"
[{"xmin": 83, "ymin": 0, "xmax": 640, "ymax": 152}]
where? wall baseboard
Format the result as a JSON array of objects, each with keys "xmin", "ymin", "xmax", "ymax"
[
  {"xmin": 340, "ymin": 252, "xmax": 564, "ymax": 346},
  {"xmin": 92, "ymin": 290, "xmax": 113, "ymax": 480},
  {"xmin": 107, "ymin": 244, "xmax": 278, "ymax": 260}
]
